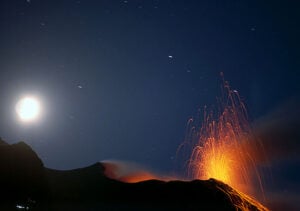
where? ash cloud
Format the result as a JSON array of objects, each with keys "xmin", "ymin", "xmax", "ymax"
[
  {"xmin": 253, "ymin": 97, "xmax": 300, "ymax": 162},
  {"xmin": 265, "ymin": 191, "xmax": 300, "ymax": 211},
  {"xmin": 252, "ymin": 97, "xmax": 300, "ymax": 210}
]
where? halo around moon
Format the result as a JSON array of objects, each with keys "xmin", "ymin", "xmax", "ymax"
[{"xmin": 16, "ymin": 97, "xmax": 41, "ymax": 122}]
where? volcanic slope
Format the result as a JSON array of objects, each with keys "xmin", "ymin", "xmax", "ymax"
[{"xmin": 0, "ymin": 139, "xmax": 268, "ymax": 211}]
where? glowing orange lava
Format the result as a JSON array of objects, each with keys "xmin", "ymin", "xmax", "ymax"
[{"xmin": 185, "ymin": 78, "xmax": 264, "ymax": 198}]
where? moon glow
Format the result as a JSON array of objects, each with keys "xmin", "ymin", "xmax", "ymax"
[{"xmin": 16, "ymin": 97, "xmax": 41, "ymax": 122}]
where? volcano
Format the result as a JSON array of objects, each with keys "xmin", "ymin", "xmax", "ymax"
[{"xmin": 0, "ymin": 139, "xmax": 268, "ymax": 210}]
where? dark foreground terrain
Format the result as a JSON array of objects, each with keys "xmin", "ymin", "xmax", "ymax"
[{"xmin": 0, "ymin": 139, "xmax": 268, "ymax": 210}]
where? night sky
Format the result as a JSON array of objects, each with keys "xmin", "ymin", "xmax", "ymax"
[{"xmin": 0, "ymin": 0, "xmax": 299, "ymax": 208}]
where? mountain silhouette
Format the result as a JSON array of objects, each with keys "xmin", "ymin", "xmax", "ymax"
[{"xmin": 0, "ymin": 139, "xmax": 268, "ymax": 210}]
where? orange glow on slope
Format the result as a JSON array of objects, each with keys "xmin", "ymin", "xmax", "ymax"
[
  {"xmin": 185, "ymin": 78, "xmax": 264, "ymax": 197},
  {"xmin": 118, "ymin": 172, "xmax": 158, "ymax": 183},
  {"xmin": 102, "ymin": 161, "xmax": 174, "ymax": 183}
]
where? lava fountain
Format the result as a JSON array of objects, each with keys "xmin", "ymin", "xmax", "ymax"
[{"xmin": 182, "ymin": 77, "xmax": 265, "ymax": 198}]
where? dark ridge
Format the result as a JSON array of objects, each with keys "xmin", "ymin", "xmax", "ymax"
[
  {"xmin": 0, "ymin": 137, "xmax": 8, "ymax": 145},
  {"xmin": 0, "ymin": 139, "xmax": 268, "ymax": 210},
  {"xmin": 0, "ymin": 140, "xmax": 47, "ymax": 207}
]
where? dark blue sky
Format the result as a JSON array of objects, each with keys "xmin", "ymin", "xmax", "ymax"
[{"xmin": 0, "ymin": 0, "xmax": 299, "ymax": 208}]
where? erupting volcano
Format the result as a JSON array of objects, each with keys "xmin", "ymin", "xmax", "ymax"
[
  {"xmin": 182, "ymin": 76, "xmax": 266, "ymax": 200},
  {"xmin": 0, "ymin": 77, "xmax": 270, "ymax": 210}
]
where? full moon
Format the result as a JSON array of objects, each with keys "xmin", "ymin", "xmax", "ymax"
[{"xmin": 16, "ymin": 97, "xmax": 41, "ymax": 122}]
